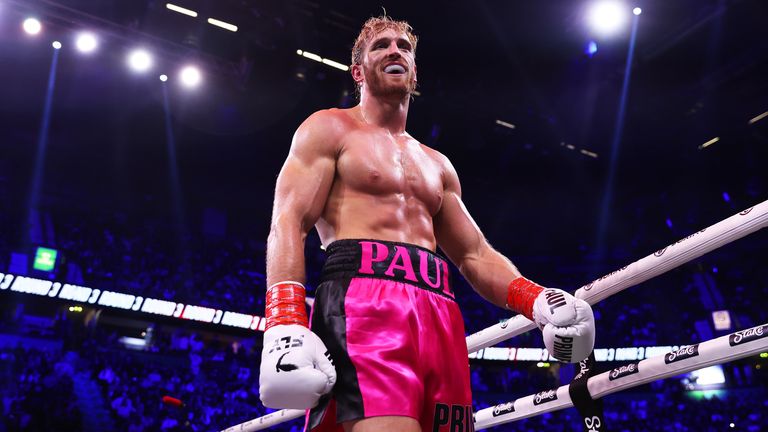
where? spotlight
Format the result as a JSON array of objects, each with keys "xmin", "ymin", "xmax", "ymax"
[
  {"xmin": 585, "ymin": 40, "xmax": 598, "ymax": 57},
  {"xmin": 52, "ymin": 41, "xmax": 62, "ymax": 50},
  {"xmin": 75, "ymin": 32, "xmax": 98, "ymax": 53},
  {"xmin": 23, "ymin": 18, "xmax": 42, "ymax": 35},
  {"xmin": 159, "ymin": 74, "xmax": 168, "ymax": 82},
  {"xmin": 587, "ymin": 1, "xmax": 628, "ymax": 36},
  {"xmin": 127, "ymin": 49, "xmax": 152, "ymax": 72},
  {"xmin": 633, "ymin": 7, "xmax": 642, "ymax": 15},
  {"xmin": 179, "ymin": 66, "xmax": 201, "ymax": 87}
]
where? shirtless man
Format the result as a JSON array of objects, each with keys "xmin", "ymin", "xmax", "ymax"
[{"xmin": 259, "ymin": 16, "xmax": 596, "ymax": 432}]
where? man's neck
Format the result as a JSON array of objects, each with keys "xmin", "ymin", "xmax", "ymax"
[{"xmin": 358, "ymin": 90, "xmax": 410, "ymax": 135}]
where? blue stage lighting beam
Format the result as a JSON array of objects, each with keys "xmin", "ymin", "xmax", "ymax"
[
  {"xmin": 161, "ymin": 84, "xmax": 188, "ymax": 241},
  {"xmin": 24, "ymin": 47, "xmax": 60, "ymax": 246},
  {"xmin": 594, "ymin": 12, "xmax": 641, "ymax": 271}
]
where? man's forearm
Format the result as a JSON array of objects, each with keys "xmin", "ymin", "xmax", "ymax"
[
  {"xmin": 266, "ymin": 218, "xmax": 308, "ymax": 287},
  {"xmin": 458, "ymin": 245, "xmax": 522, "ymax": 309}
]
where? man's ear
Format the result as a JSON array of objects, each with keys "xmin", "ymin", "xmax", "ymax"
[
  {"xmin": 413, "ymin": 64, "xmax": 418, "ymax": 83},
  {"xmin": 351, "ymin": 63, "xmax": 364, "ymax": 86}
]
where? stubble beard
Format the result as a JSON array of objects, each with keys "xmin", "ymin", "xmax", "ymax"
[{"xmin": 364, "ymin": 66, "xmax": 415, "ymax": 99}]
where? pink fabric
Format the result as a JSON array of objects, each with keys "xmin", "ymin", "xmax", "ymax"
[{"xmin": 344, "ymin": 277, "xmax": 472, "ymax": 429}]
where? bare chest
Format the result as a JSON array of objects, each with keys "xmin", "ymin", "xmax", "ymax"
[{"xmin": 336, "ymin": 132, "xmax": 444, "ymax": 214}]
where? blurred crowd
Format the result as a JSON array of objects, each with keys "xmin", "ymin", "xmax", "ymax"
[
  {"xmin": 1, "ymin": 333, "xmax": 765, "ymax": 432},
  {"xmin": 1, "ymin": 206, "xmax": 767, "ymax": 431}
]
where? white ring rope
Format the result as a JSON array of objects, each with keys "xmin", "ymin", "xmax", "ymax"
[
  {"xmin": 466, "ymin": 199, "xmax": 768, "ymax": 352},
  {"xmin": 222, "ymin": 200, "xmax": 768, "ymax": 432},
  {"xmin": 474, "ymin": 323, "xmax": 768, "ymax": 430}
]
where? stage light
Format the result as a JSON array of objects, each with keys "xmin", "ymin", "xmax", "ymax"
[
  {"xmin": 23, "ymin": 18, "xmax": 42, "ymax": 35},
  {"xmin": 322, "ymin": 58, "xmax": 349, "ymax": 71},
  {"xmin": 748, "ymin": 110, "xmax": 768, "ymax": 125},
  {"xmin": 586, "ymin": 40, "xmax": 598, "ymax": 57},
  {"xmin": 179, "ymin": 66, "xmax": 201, "ymax": 87},
  {"xmin": 633, "ymin": 7, "xmax": 642, "ymax": 15},
  {"xmin": 698, "ymin": 136, "xmax": 720, "ymax": 150},
  {"xmin": 166, "ymin": 3, "xmax": 198, "ymax": 18},
  {"xmin": 587, "ymin": 1, "xmax": 628, "ymax": 36},
  {"xmin": 75, "ymin": 32, "xmax": 98, "ymax": 53},
  {"xmin": 207, "ymin": 17, "xmax": 238, "ymax": 32},
  {"xmin": 159, "ymin": 74, "xmax": 168, "ymax": 82},
  {"xmin": 495, "ymin": 119, "xmax": 515, "ymax": 129},
  {"xmin": 127, "ymin": 49, "xmax": 152, "ymax": 72},
  {"xmin": 52, "ymin": 41, "xmax": 62, "ymax": 49}
]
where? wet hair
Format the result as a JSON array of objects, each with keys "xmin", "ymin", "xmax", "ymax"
[{"xmin": 351, "ymin": 15, "xmax": 418, "ymax": 67}]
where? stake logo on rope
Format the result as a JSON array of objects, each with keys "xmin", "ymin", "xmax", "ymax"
[
  {"xmin": 664, "ymin": 344, "xmax": 699, "ymax": 364},
  {"xmin": 729, "ymin": 325, "xmax": 767, "ymax": 346},
  {"xmin": 492, "ymin": 402, "xmax": 515, "ymax": 417},
  {"xmin": 609, "ymin": 362, "xmax": 639, "ymax": 381},
  {"xmin": 533, "ymin": 389, "xmax": 557, "ymax": 405}
]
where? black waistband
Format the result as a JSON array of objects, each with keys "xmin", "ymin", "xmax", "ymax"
[{"xmin": 322, "ymin": 239, "xmax": 454, "ymax": 299}]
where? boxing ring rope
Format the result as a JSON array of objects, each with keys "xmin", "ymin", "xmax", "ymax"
[
  {"xmin": 474, "ymin": 323, "xmax": 768, "ymax": 430},
  {"xmin": 466, "ymin": 199, "xmax": 768, "ymax": 352},
  {"xmin": 222, "ymin": 200, "xmax": 768, "ymax": 432}
]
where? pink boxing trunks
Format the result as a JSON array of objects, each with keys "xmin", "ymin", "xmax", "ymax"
[{"xmin": 306, "ymin": 239, "xmax": 474, "ymax": 432}]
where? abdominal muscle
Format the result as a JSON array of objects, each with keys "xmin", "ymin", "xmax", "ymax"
[{"xmin": 315, "ymin": 186, "xmax": 439, "ymax": 252}]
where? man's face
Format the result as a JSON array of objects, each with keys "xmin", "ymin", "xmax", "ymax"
[{"xmin": 356, "ymin": 28, "xmax": 417, "ymax": 98}]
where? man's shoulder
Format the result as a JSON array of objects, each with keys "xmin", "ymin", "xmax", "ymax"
[
  {"xmin": 302, "ymin": 107, "xmax": 357, "ymax": 131},
  {"xmin": 292, "ymin": 108, "xmax": 359, "ymax": 154},
  {"xmin": 414, "ymin": 138, "xmax": 452, "ymax": 167}
]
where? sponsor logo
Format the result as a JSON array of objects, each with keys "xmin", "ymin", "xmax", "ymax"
[
  {"xmin": 533, "ymin": 389, "xmax": 557, "ymax": 406},
  {"xmin": 739, "ymin": 207, "xmax": 753, "ymax": 215},
  {"xmin": 581, "ymin": 266, "xmax": 628, "ymax": 291},
  {"xmin": 433, "ymin": 403, "xmax": 472, "ymax": 431},
  {"xmin": 729, "ymin": 325, "xmax": 767, "ymax": 346},
  {"xmin": 655, "ymin": 229, "xmax": 708, "ymax": 258},
  {"xmin": 609, "ymin": 362, "xmax": 639, "ymax": 381},
  {"xmin": 268, "ymin": 335, "xmax": 304, "ymax": 354},
  {"xmin": 551, "ymin": 334, "xmax": 574, "ymax": 362},
  {"xmin": 664, "ymin": 344, "xmax": 700, "ymax": 364},
  {"xmin": 275, "ymin": 352, "xmax": 298, "ymax": 373},
  {"xmin": 585, "ymin": 416, "xmax": 602, "ymax": 432},
  {"xmin": 574, "ymin": 358, "xmax": 591, "ymax": 381},
  {"xmin": 492, "ymin": 402, "xmax": 515, "ymax": 417}
]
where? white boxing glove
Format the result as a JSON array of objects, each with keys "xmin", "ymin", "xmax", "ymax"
[
  {"xmin": 259, "ymin": 324, "xmax": 336, "ymax": 409},
  {"xmin": 507, "ymin": 278, "xmax": 595, "ymax": 364},
  {"xmin": 532, "ymin": 288, "xmax": 595, "ymax": 363}
]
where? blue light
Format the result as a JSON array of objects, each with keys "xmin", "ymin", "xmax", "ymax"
[
  {"xmin": 712, "ymin": 267, "xmax": 718, "ymax": 274},
  {"xmin": 666, "ymin": 218, "xmax": 673, "ymax": 228},
  {"xmin": 722, "ymin": 192, "xmax": 730, "ymax": 202},
  {"xmin": 586, "ymin": 41, "xmax": 598, "ymax": 57}
]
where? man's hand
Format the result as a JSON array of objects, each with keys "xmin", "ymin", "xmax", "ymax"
[
  {"xmin": 507, "ymin": 278, "xmax": 595, "ymax": 363},
  {"xmin": 259, "ymin": 324, "xmax": 336, "ymax": 409},
  {"xmin": 259, "ymin": 281, "xmax": 336, "ymax": 409}
]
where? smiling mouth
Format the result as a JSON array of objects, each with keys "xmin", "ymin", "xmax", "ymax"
[{"xmin": 383, "ymin": 64, "xmax": 406, "ymax": 74}]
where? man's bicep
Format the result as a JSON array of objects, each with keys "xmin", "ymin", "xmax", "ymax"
[{"xmin": 433, "ymin": 157, "xmax": 486, "ymax": 264}]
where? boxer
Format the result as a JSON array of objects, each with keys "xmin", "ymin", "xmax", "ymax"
[{"xmin": 259, "ymin": 15, "xmax": 595, "ymax": 432}]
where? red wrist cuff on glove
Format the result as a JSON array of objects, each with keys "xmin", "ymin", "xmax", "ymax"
[
  {"xmin": 265, "ymin": 281, "xmax": 308, "ymax": 331},
  {"xmin": 506, "ymin": 277, "xmax": 545, "ymax": 321}
]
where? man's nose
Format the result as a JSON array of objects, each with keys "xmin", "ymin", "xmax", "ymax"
[{"xmin": 384, "ymin": 41, "xmax": 401, "ymax": 57}]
